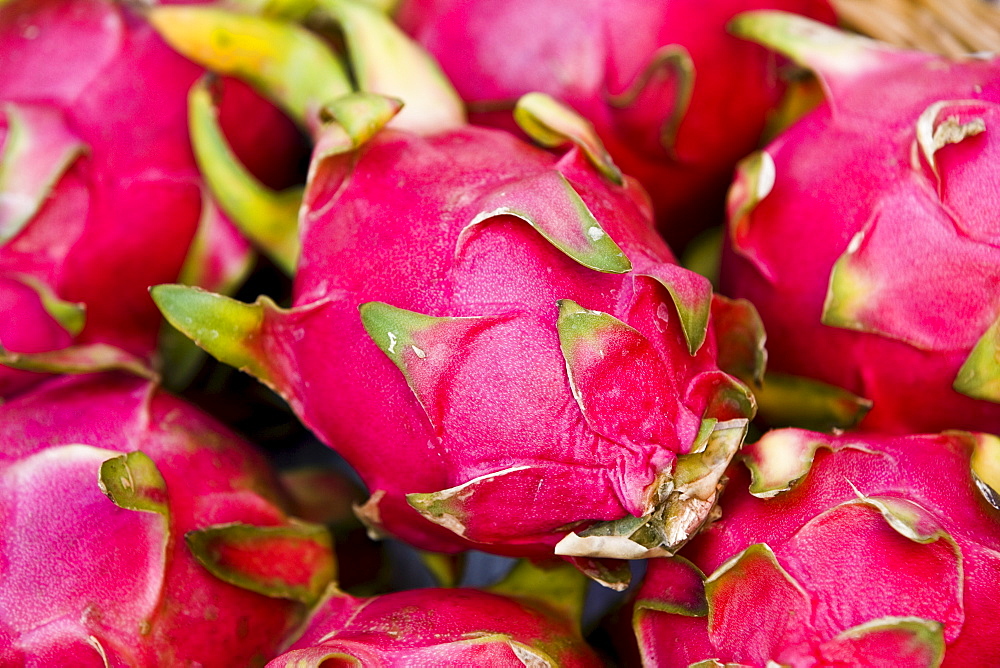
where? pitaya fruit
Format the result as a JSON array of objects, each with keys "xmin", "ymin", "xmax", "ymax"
[
  {"xmin": 270, "ymin": 587, "xmax": 600, "ymax": 667},
  {"xmin": 0, "ymin": 0, "xmax": 306, "ymax": 396},
  {"xmin": 393, "ymin": 0, "xmax": 835, "ymax": 248},
  {"xmin": 719, "ymin": 12, "xmax": 1000, "ymax": 434},
  {"xmin": 154, "ymin": 90, "xmax": 758, "ymax": 587},
  {"xmin": 0, "ymin": 371, "xmax": 336, "ymax": 666},
  {"xmin": 632, "ymin": 428, "xmax": 1000, "ymax": 667}
]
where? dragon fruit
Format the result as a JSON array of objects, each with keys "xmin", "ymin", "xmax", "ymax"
[
  {"xmin": 144, "ymin": 0, "xmax": 469, "ymax": 273},
  {"xmin": 394, "ymin": 0, "xmax": 835, "ymax": 247},
  {"xmin": 719, "ymin": 12, "xmax": 1000, "ymax": 434},
  {"xmin": 270, "ymin": 576, "xmax": 601, "ymax": 666},
  {"xmin": 153, "ymin": 91, "xmax": 758, "ymax": 587},
  {"xmin": 633, "ymin": 428, "xmax": 1000, "ymax": 666},
  {"xmin": 0, "ymin": 0, "xmax": 305, "ymax": 396},
  {"xmin": 0, "ymin": 371, "xmax": 336, "ymax": 666}
]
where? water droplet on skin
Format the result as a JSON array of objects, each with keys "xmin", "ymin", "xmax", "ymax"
[
  {"xmin": 655, "ymin": 303, "xmax": 671, "ymax": 332},
  {"xmin": 387, "ymin": 331, "xmax": 398, "ymax": 353},
  {"xmin": 411, "ymin": 345, "xmax": 426, "ymax": 359},
  {"xmin": 846, "ymin": 230, "xmax": 865, "ymax": 254},
  {"xmin": 587, "ymin": 226, "xmax": 605, "ymax": 241}
]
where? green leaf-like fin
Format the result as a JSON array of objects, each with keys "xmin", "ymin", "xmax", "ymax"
[
  {"xmin": 151, "ymin": 284, "xmax": 285, "ymax": 392},
  {"xmin": 1, "ymin": 103, "xmax": 87, "ymax": 245},
  {"xmin": 728, "ymin": 11, "xmax": 917, "ymax": 103},
  {"xmin": 711, "ymin": 295, "xmax": 767, "ymax": 388},
  {"xmin": 188, "ymin": 79, "xmax": 301, "ymax": 275},
  {"xmin": 639, "ymin": 263, "xmax": 713, "ymax": 355},
  {"xmin": 310, "ymin": 92, "xmax": 403, "ymax": 165},
  {"xmin": 186, "ymin": 521, "xmax": 337, "ymax": 604},
  {"xmin": 405, "ymin": 465, "xmax": 536, "ymax": 540},
  {"xmin": 557, "ymin": 299, "xmax": 694, "ymax": 450},
  {"xmin": 726, "ymin": 151, "xmax": 775, "ymax": 265},
  {"xmin": 263, "ymin": 648, "xmax": 364, "ymax": 667},
  {"xmin": 98, "ymin": 451, "xmax": 169, "ymax": 516},
  {"xmin": 632, "ymin": 555, "xmax": 708, "ymax": 620},
  {"xmin": 514, "ymin": 92, "xmax": 623, "ymax": 184},
  {"xmin": 822, "ymin": 225, "xmax": 884, "ymax": 335},
  {"xmin": 916, "ymin": 100, "xmax": 987, "ymax": 181},
  {"xmin": 461, "ymin": 170, "xmax": 631, "ymax": 274},
  {"xmin": 359, "ymin": 301, "xmax": 462, "ymax": 369},
  {"xmin": 359, "ymin": 301, "xmax": 511, "ymax": 431},
  {"xmin": 11, "ymin": 274, "xmax": 86, "ymax": 337},
  {"xmin": 556, "ymin": 299, "xmax": 641, "ymax": 417},
  {"xmin": 317, "ymin": 0, "xmax": 465, "ymax": 133},
  {"xmin": 703, "ymin": 543, "xmax": 813, "ymax": 650},
  {"xmin": 823, "ymin": 617, "xmax": 945, "ymax": 668},
  {"xmin": 0, "ymin": 343, "xmax": 158, "ymax": 380},
  {"xmin": 955, "ymin": 313, "xmax": 1000, "ymax": 403},
  {"xmin": 854, "ymin": 496, "xmax": 950, "ymax": 545},
  {"xmin": 741, "ymin": 429, "xmax": 881, "ymax": 498},
  {"xmin": 147, "ymin": 5, "xmax": 351, "ymax": 130},
  {"xmin": 304, "ymin": 93, "xmax": 403, "ymax": 212},
  {"xmin": 605, "ymin": 44, "xmax": 695, "ymax": 158},
  {"xmin": 506, "ymin": 640, "xmax": 558, "ymax": 668},
  {"xmin": 321, "ymin": 92, "xmax": 404, "ymax": 149},
  {"xmin": 754, "ymin": 371, "xmax": 873, "ymax": 432}
]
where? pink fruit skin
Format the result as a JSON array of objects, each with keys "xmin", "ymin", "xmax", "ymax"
[
  {"xmin": 270, "ymin": 587, "xmax": 602, "ymax": 667},
  {"xmin": 244, "ymin": 124, "xmax": 741, "ymax": 558},
  {"xmin": 0, "ymin": 0, "xmax": 304, "ymax": 396},
  {"xmin": 634, "ymin": 429, "xmax": 1000, "ymax": 666},
  {"xmin": 395, "ymin": 0, "xmax": 835, "ymax": 247},
  {"xmin": 719, "ymin": 30, "xmax": 1000, "ymax": 434},
  {"xmin": 0, "ymin": 373, "xmax": 308, "ymax": 666}
]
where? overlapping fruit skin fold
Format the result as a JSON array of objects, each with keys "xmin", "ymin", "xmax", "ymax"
[
  {"xmin": 720, "ymin": 12, "xmax": 1000, "ymax": 434},
  {"xmin": 154, "ymin": 92, "xmax": 759, "ymax": 577},
  {"xmin": 394, "ymin": 0, "xmax": 836, "ymax": 248},
  {"xmin": 268, "ymin": 586, "xmax": 602, "ymax": 667},
  {"xmin": 0, "ymin": 373, "xmax": 336, "ymax": 666},
  {"xmin": 633, "ymin": 428, "xmax": 1000, "ymax": 667},
  {"xmin": 0, "ymin": 0, "xmax": 304, "ymax": 397}
]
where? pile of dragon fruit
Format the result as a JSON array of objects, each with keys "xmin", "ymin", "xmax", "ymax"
[{"xmin": 3, "ymin": 0, "xmax": 999, "ymax": 664}]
